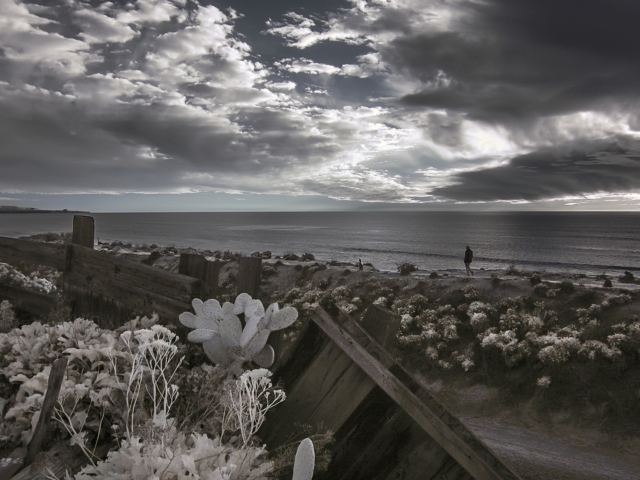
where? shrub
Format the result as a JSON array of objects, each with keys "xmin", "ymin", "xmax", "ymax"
[
  {"xmin": 603, "ymin": 278, "xmax": 613, "ymax": 288},
  {"xmin": 397, "ymin": 262, "xmax": 417, "ymax": 276},
  {"xmin": 529, "ymin": 274, "xmax": 541, "ymax": 286},
  {"xmin": 559, "ymin": 280, "xmax": 576, "ymax": 294}
]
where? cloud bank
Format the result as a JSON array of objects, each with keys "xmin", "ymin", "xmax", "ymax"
[{"xmin": 1, "ymin": 0, "xmax": 639, "ymax": 209}]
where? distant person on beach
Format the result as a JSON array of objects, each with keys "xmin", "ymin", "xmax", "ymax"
[
  {"xmin": 358, "ymin": 258, "xmax": 363, "ymax": 270},
  {"xmin": 464, "ymin": 246, "xmax": 473, "ymax": 276}
]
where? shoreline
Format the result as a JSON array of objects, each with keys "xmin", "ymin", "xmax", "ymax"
[{"xmin": 92, "ymin": 238, "xmax": 640, "ymax": 291}]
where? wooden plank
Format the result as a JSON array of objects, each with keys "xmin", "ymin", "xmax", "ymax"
[
  {"xmin": 260, "ymin": 334, "xmax": 376, "ymax": 447},
  {"xmin": 0, "ymin": 236, "xmax": 65, "ymax": 270},
  {"xmin": 204, "ymin": 260, "xmax": 220, "ymax": 292},
  {"xmin": 311, "ymin": 306, "xmax": 521, "ymax": 480},
  {"xmin": 0, "ymin": 283, "xmax": 56, "ymax": 318},
  {"xmin": 64, "ymin": 280, "xmax": 189, "ymax": 324},
  {"xmin": 179, "ymin": 253, "xmax": 206, "ymax": 279},
  {"xmin": 67, "ymin": 244, "xmax": 206, "ymax": 302},
  {"xmin": 71, "ymin": 216, "xmax": 94, "ymax": 249},
  {"xmin": 25, "ymin": 356, "xmax": 69, "ymax": 466},
  {"xmin": 335, "ymin": 306, "xmax": 520, "ymax": 480},
  {"xmin": 236, "ymin": 257, "xmax": 261, "ymax": 297},
  {"xmin": 179, "ymin": 254, "xmax": 220, "ymax": 294}
]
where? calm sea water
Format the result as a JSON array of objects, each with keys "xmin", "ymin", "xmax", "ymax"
[{"xmin": 1, "ymin": 212, "xmax": 639, "ymax": 275}]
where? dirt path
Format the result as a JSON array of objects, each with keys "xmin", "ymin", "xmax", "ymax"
[{"xmin": 461, "ymin": 416, "xmax": 640, "ymax": 480}]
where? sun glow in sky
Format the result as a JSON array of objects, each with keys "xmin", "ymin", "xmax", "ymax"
[{"xmin": 1, "ymin": 0, "xmax": 640, "ymax": 212}]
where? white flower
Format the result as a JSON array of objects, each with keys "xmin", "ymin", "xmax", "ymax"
[{"xmin": 537, "ymin": 376, "xmax": 551, "ymax": 388}]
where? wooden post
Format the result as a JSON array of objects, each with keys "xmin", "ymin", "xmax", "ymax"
[
  {"xmin": 360, "ymin": 304, "xmax": 402, "ymax": 350},
  {"xmin": 24, "ymin": 356, "xmax": 69, "ymax": 466},
  {"xmin": 179, "ymin": 253, "xmax": 207, "ymax": 279},
  {"xmin": 204, "ymin": 260, "xmax": 220, "ymax": 292},
  {"xmin": 236, "ymin": 256, "xmax": 261, "ymax": 298},
  {"xmin": 71, "ymin": 215, "xmax": 94, "ymax": 249},
  {"xmin": 179, "ymin": 254, "xmax": 219, "ymax": 295}
]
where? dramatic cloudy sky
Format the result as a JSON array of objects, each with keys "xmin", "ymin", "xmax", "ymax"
[{"xmin": 1, "ymin": 0, "xmax": 640, "ymax": 211}]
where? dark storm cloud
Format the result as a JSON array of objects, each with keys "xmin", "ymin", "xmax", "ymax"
[
  {"xmin": 385, "ymin": 0, "xmax": 640, "ymax": 123},
  {"xmin": 432, "ymin": 136, "xmax": 640, "ymax": 202}
]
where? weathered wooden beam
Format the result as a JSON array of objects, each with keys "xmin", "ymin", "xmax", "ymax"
[
  {"xmin": 67, "ymin": 244, "xmax": 205, "ymax": 302},
  {"xmin": 25, "ymin": 356, "xmax": 69, "ymax": 466},
  {"xmin": 0, "ymin": 236, "xmax": 66, "ymax": 270},
  {"xmin": 236, "ymin": 257, "xmax": 261, "ymax": 297},
  {"xmin": 179, "ymin": 253, "xmax": 220, "ymax": 295},
  {"xmin": 179, "ymin": 253, "xmax": 206, "ymax": 279},
  {"xmin": 311, "ymin": 306, "xmax": 521, "ymax": 480},
  {"xmin": 71, "ymin": 215, "xmax": 95, "ymax": 249},
  {"xmin": 0, "ymin": 283, "xmax": 57, "ymax": 318},
  {"xmin": 204, "ymin": 260, "xmax": 220, "ymax": 292},
  {"xmin": 64, "ymin": 280, "xmax": 189, "ymax": 325},
  {"xmin": 260, "ymin": 329, "xmax": 376, "ymax": 447}
]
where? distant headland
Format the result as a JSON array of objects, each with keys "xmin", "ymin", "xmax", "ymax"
[{"xmin": 0, "ymin": 205, "xmax": 90, "ymax": 214}]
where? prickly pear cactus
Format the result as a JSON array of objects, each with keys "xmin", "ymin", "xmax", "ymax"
[
  {"xmin": 293, "ymin": 438, "xmax": 315, "ymax": 480},
  {"xmin": 180, "ymin": 294, "xmax": 298, "ymax": 371}
]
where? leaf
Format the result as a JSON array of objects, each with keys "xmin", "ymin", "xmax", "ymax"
[
  {"xmin": 188, "ymin": 329, "xmax": 215, "ymax": 343},
  {"xmin": 195, "ymin": 315, "xmax": 219, "ymax": 333},
  {"xmin": 203, "ymin": 334, "xmax": 233, "ymax": 366},
  {"xmin": 192, "ymin": 298, "xmax": 205, "ymax": 316},
  {"xmin": 267, "ymin": 307, "xmax": 299, "ymax": 331},
  {"xmin": 203, "ymin": 299, "xmax": 223, "ymax": 319},
  {"xmin": 240, "ymin": 316, "xmax": 261, "ymax": 347},
  {"xmin": 252, "ymin": 344, "xmax": 275, "ymax": 368},
  {"xmin": 293, "ymin": 438, "xmax": 315, "ymax": 480},
  {"xmin": 244, "ymin": 300, "xmax": 265, "ymax": 320},
  {"xmin": 233, "ymin": 293, "xmax": 252, "ymax": 314},
  {"xmin": 219, "ymin": 314, "xmax": 242, "ymax": 349},
  {"xmin": 179, "ymin": 312, "xmax": 197, "ymax": 329},
  {"xmin": 243, "ymin": 329, "xmax": 270, "ymax": 359}
]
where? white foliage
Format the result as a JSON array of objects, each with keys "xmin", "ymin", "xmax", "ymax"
[{"xmin": 221, "ymin": 369, "xmax": 286, "ymax": 449}]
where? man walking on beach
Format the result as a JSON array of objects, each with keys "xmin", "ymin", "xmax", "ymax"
[{"xmin": 464, "ymin": 245, "xmax": 474, "ymax": 277}]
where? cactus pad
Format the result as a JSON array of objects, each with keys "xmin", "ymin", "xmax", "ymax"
[
  {"xmin": 268, "ymin": 306, "xmax": 299, "ymax": 331},
  {"xmin": 293, "ymin": 438, "xmax": 315, "ymax": 480},
  {"xmin": 252, "ymin": 344, "xmax": 275, "ymax": 368},
  {"xmin": 187, "ymin": 329, "xmax": 215, "ymax": 343},
  {"xmin": 179, "ymin": 312, "xmax": 197, "ymax": 329},
  {"xmin": 202, "ymin": 299, "xmax": 223, "ymax": 319}
]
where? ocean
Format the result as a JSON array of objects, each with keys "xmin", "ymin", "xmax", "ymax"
[{"xmin": 1, "ymin": 211, "xmax": 639, "ymax": 276}]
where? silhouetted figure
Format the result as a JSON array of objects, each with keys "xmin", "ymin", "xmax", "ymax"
[
  {"xmin": 464, "ymin": 246, "xmax": 473, "ymax": 277},
  {"xmin": 358, "ymin": 258, "xmax": 363, "ymax": 270}
]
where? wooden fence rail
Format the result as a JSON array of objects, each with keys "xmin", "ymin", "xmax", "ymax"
[{"xmin": 0, "ymin": 235, "xmax": 209, "ymax": 325}]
